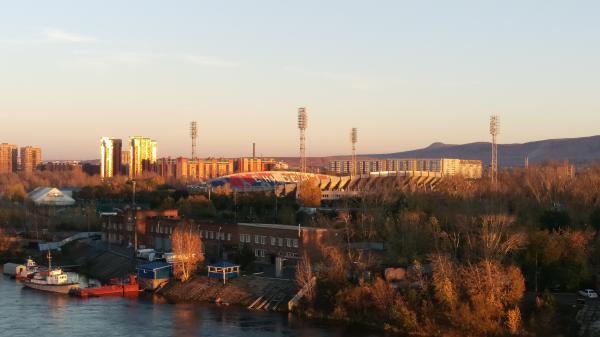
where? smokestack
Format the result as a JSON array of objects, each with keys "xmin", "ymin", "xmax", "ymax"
[{"xmin": 253, "ymin": 142, "xmax": 256, "ymax": 159}]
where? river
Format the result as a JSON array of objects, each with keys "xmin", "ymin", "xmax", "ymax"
[{"xmin": 0, "ymin": 272, "xmax": 385, "ymax": 337}]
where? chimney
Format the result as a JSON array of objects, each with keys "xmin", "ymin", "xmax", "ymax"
[{"xmin": 252, "ymin": 142, "xmax": 256, "ymax": 159}]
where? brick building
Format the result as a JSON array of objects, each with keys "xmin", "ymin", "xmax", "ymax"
[
  {"xmin": 102, "ymin": 209, "xmax": 329, "ymax": 265},
  {"xmin": 103, "ymin": 209, "xmax": 179, "ymax": 249}
]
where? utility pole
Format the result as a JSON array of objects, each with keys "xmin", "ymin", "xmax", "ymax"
[
  {"xmin": 351, "ymin": 127, "xmax": 358, "ymax": 177},
  {"xmin": 274, "ymin": 185, "xmax": 278, "ymax": 223},
  {"xmin": 490, "ymin": 115, "xmax": 499, "ymax": 189},
  {"xmin": 131, "ymin": 180, "xmax": 137, "ymax": 260},
  {"xmin": 217, "ymin": 226, "xmax": 222, "ymax": 261},
  {"xmin": 234, "ymin": 190, "xmax": 237, "ymax": 222}
]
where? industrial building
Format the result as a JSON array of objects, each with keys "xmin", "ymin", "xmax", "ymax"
[
  {"xmin": 101, "ymin": 209, "xmax": 330, "ymax": 267},
  {"xmin": 328, "ymin": 158, "xmax": 482, "ymax": 179}
]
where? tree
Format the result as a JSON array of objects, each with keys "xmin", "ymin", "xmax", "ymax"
[
  {"xmin": 295, "ymin": 252, "xmax": 315, "ymax": 303},
  {"xmin": 0, "ymin": 228, "xmax": 13, "ymax": 253},
  {"xmin": 171, "ymin": 224, "xmax": 204, "ymax": 282},
  {"xmin": 298, "ymin": 178, "xmax": 321, "ymax": 208},
  {"xmin": 3, "ymin": 183, "xmax": 26, "ymax": 202},
  {"xmin": 236, "ymin": 244, "xmax": 255, "ymax": 272}
]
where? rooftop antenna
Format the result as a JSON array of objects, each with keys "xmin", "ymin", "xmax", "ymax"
[
  {"xmin": 298, "ymin": 107, "xmax": 308, "ymax": 173},
  {"xmin": 351, "ymin": 127, "xmax": 358, "ymax": 177},
  {"xmin": 190, "ymin": 121, "xmax": 198, "ymax": 160},
  {"xmin": 490, "ymin": 115, "xmax": 499, "ymax": 188}
]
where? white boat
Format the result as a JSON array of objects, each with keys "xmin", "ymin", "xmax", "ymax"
[
  {"xmin": 21, "ymin": 252, "xmax": 80, "ymax": 294},
  {"xmin": 16, "ymin": 258, "xmax": 39, "ymax": 280}
]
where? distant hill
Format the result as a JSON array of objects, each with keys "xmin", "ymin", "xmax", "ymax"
[{"xmin": 367, "ymin": 135, "xmax": 600, "ymax": 167}]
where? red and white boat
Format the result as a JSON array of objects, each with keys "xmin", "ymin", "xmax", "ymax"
[{"xmin": 21, "ymin": 252, "xmax": 80, "ymax": 294}]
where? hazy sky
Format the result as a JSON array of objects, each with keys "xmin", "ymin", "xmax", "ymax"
[{"xmin": 1, "ymin": 1, "xmax": 599, "ymax": 160}]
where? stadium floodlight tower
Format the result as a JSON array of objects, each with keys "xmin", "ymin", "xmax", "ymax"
[
  {"xmin": 351, "ymin": 127, "xmax": 358, "ymax": 177},
  {"xmin": 490, "ymin": 115, "xmax": 499, "ymax": 188},
  {"xmin": 190, "ymin": 121, "xmax": 198, "ymax": 160},
  {"xmin": 298, "ymin": 107, "xmax": 308, "ymax": 173}
]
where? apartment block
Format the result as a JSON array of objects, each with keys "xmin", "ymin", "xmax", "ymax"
[
  {"xmin": 0, "ymin": 143, "xmax": 18, "ymax": 174},
  {"xmin": 20, "ymin": 146, "xmax": 42, "ymax": 174}
]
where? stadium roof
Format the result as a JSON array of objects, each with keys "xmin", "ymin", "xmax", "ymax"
[{"xmin": 208, "ymin": 171, "xmax": 332, "ymax": 190}]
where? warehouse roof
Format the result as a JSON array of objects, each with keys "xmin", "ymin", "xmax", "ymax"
[{"xmin": 28, "ymin": 187, "xmax": 76, "ymax": 206}]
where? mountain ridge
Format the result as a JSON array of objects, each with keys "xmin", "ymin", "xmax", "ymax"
[{"xmin": 364, "ymin": 135, "xmax": 600, "ymax": 167}]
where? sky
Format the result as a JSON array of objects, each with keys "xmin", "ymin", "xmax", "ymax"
[{"xmin": 1, "ymin": 0, "xmax": 599, "ymax": 160}]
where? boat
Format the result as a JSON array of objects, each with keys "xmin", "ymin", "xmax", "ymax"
[
  {"xmin": 15, "ymin": 257, "xmax": 39, "ymax": 280},
  {"xmin": 71, "ymin": 275, "xmax": 139, "ymax": 298},
  {"xmin": 21, "ymin": 251, "xmax": 80, "ymax": 294}
]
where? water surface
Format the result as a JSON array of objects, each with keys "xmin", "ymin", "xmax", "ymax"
[{"xmin": 0, "ymin": 272, "xmax": 384, "ymax": 337}]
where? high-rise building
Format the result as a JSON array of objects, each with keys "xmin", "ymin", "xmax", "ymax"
[
  {"xmin": 129, "ymin": 136, "xmax": 157, "ymax": 178},
  {"xmin": 0, "ymin": 143, "xmax": 18, "ymax": 174},
  {"xmin": 20, "ymin": 146, "xmax": 42, "ymax": 174},
  {"xmin": 100, "ymin": 137, "xmax": 123, "ymax": 178}
]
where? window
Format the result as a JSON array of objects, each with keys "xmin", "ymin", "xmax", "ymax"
[
  {"xmin": 254, "ymin": 249, "xmax": 265, "ymax": 258},
  {"xmin": 227, "ymin": 233, "xmax": 231, "ymax": 241},
  {"xmin": 286, "ymin": 238, "xmax": 292, "ymax": 248},
  {"xmin": 240, "ymin": 234, "xmax": 251, "ymax": 243},
  {"xmin": 255, "ymin": 235, "xmax": 266, "ymax": 245},
  {"xmin": 285, "ymin": 252, "xmax": 298, "ymax": 258},
  {"xmin": 293, "ymin": 239, "xmax": 299, "ymax": 248},
  {"xmin": 209, "ymin": 231, "xmax": 214, "ymax": 239},
  {"xmin": 278, "ymin": 238, "xmax": 283, "ymax": 247},
  {"xmin": 270, "ymin": 237, "xmax": 276, "ymax": 246},
  {"xmin": 255, "ymin": 235, "xmax": 260, "ymax": 244}
]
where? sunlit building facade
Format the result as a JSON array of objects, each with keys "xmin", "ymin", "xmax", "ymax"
[
  {"xmin": 329, "ymin": 158, "xmax": 483, "ymax": 179},
  {"xmin": 0, "ymin": 143, "xmax": 18, "ymax": 174},
  {"xmin": 129, "ymin": 136, "xmax": 157, "ymax": 178},
  {"xmin": 100, "ymin": 137, "xmax": 123, "ymax": 178},
  {"xmin": 20, "ymin": 146, "xmax": 42, "ymax": 174}
]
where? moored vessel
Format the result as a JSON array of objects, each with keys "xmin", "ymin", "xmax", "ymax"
[
  {"xmin": 21, "ymin": 252, "xmax": 80, "ymax": 294},
  {"xmin": 71, "ymin": 275, "xmax": 139, "ymax": 298}
]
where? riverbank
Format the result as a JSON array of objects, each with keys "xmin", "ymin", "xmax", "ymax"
[
  {"xmin": 158, "ymin": 275, "xmax": 297, "ymax": 311},
  {"xmin": 57, "ymin": 242, "xmax": 298, "ymax": 311}
]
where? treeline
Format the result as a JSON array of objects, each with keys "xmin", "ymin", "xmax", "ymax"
[{"xmin": 294, "ymin": 164, "xmax": 600, "ymax": 336}]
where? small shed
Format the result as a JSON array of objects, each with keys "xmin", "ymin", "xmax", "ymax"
[
  {"xmin": 137, "ymin": 261, "xmax": 172, "ymax": 291},
  {"xmin": 208, "ymin": 261, "xmax": 240, "ymax": 284}
]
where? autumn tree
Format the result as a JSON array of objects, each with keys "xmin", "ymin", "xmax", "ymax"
[
  {"xmin": 297, "ymin": 178, "xmax": 321, "ymax": 208},
  {"xmin": 295, "ymin": 252, "xmax": 315, "ymax": 303},
  {"xmin": 0, "ymin": 228, "xmax": 13, "ymax": 253},
  {"xmin": 171, "ymin": 224, "xmax": 204, "ymax": 282}
]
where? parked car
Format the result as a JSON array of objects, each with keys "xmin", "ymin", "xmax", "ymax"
[{"xmin": 578, "ymin": 289, "xmax": 598, "ymax": 298}]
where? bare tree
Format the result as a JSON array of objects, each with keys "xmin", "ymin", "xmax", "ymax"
[
  {"xmin": 295, "ymin": 252, "xmax": 315, "ymax": 302},
  {"xmin": 172, "ymin": 223, "xmax": 204, "ymax": 282}
]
